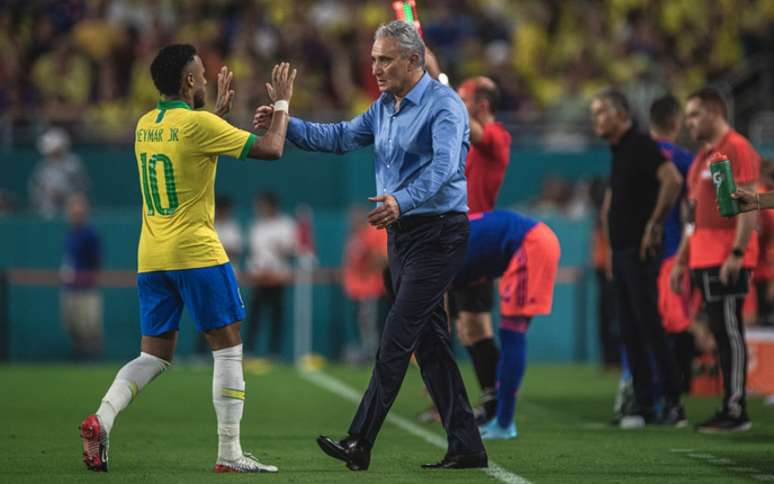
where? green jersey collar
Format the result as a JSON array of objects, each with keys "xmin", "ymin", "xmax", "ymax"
[{"xmin": 157, "ymin": 100, "xmax": 192, "ymax": 110}]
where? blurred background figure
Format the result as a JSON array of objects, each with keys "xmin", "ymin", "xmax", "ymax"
[
  {"xmin": 648, "ymin": 94, "xmax": 696, "ymax": 396},
  {"xmin": 0, "ymin": 189, "xmax": 17, "ymax": 217},
  {"xmin": 245, "ymin": 192, "xmax": 298, "ymax": 357},
  {"xmin": 60, "ymin": 193, "xmax": 102, "ymax": 361},
  {"xmin": 751, "ymin": 159, "xmax": 774, "ymax": 327},
  {"xmin": 457, "ymin": 76, "xmax": 510, "ymax": 214},
  {"xmin": 28, "ymin": 127, "xmax": 88, "ymax": 219},
  {"xmin": 341, "ymin": 205, "xmax": 387, "ymax": 362},
  {"xmin": 195, "ymin": 195, "xmax": 245, "ymax": 357},
  {"xmin": 589, "ymin": 176, "xmax": 619, "ymax": 369},
  {"xmin": 214, "ymin": 196, "xmax": 244, "ymax": 268},
  {"xmin": 592, "ymin": 89, "xmax": 685, "ymax": 428}
]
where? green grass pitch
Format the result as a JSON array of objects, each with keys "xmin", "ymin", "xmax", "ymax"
[{"xmin": 1, "ymin": 362, "xmax": 773, "ymax": 483}]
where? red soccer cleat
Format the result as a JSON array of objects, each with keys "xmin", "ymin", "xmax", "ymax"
[{"xmin": 80, "ymin": 415, "xmax": 109, "ymax": 472}]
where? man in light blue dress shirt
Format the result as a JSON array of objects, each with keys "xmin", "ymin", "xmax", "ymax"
[{"xmin": 254, "ymin": 21, "xmax": 486, "ymax": 471}]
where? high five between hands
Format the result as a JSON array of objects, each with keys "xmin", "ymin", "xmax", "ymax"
[
  {"xmin": 251, "ymin": 70, "xmax": 401, "ymax": 230},
  {"xmin": 215, "ymin": 62, "xmax": 297, "ymax": 119}
]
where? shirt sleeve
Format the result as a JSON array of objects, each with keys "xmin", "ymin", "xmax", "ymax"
[
  {"xmin": 638, "ymin": 136, "xmax": 668, "ymax": 178},
  {"xmin": 392, "ymin": 95, "xmax": 467, "ymax": 214},
  {"xmin": 472, "ymin": 123, "xmax": 494, "ymax": 155},
  {"xmin": 190, "ymin": 111, "xmax": 256, "ymax": 160},
  {"xmin": 287, "ymin": 103, "xmax": 376, "ymax": 154},
  {"xmin": 729, "ymin": 138, "xmax": 760, "ymax": 185}
]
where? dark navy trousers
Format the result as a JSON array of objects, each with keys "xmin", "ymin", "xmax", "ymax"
[{"xmin": 348, "ymin": 213, "xmax": 484, "ymax": 456}]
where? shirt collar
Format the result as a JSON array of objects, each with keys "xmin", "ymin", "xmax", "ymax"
[
  {"xmin": 157, "ymin": 100, "xmax": 192, "ymax": 110},
  {"xmin": 404, "ymin": 72, "xmax": 431, "ymax": 105},
  {"xmin": 382, "ymin": 72, "xmax": 432, "ymax": 107},
  {"xmin": 699, "ymin": 129, "xmax": 734, "ymax": 160},
  {"xmin": 611, "ymin": 124, "xmax": 636, "ymax": 151}
]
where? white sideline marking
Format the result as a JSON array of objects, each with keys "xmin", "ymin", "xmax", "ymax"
[
  {"xmin": 671, "ymin": 450, "xmax": 774, "ymax": 481},
  {"xmin": 688, "ymin": 453, "xmax": 715, "ymax": 459},
  {"xmin": 707, "ymin": 458, "xmax": 733, "ymax": 466},
  {"xmin": 729, "ymin": 467, "xmax": 763, "ymax": 473},
  {"xmin": 301, "ymin": 369, "xmax": 532, "ymax": 484}
]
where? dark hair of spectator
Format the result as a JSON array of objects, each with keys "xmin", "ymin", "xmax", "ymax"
[
  {"xmin": 687, "ymin": 86, "xmax": 728, "ymax": 119},
  {"xmin": 475, "ymin": 83, "xmax": 501, "ymax": 113},
  {"xmin": 216, "ymin": 196, "xmax": 233, "ymax": 210},
  {"xmin": 257, "ymin": 192, "xmax": 279, "ymax": 209},
  {"xmin": 649, "ymin": 94, "xmax": 681, "ymax": 132},
  {"xmin": 595, "ymin": 89, "xmax": 630, "ymax": 117},
  {"xmin": 150, "ymin": 44, "xmax": 197, "ymax": 96}
]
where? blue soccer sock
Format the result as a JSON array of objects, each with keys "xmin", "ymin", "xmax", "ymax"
[
  {"xmin": 495, "ymin": 317, "xmax": 529, "ymax": 428},
  {"xmin": 620, "ymin": 346, "xmax": 631, "ymax": 381}
]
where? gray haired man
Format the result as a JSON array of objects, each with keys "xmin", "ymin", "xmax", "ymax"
[{"xmin": 254, "ymin": 21, "xmax": 487, "ymax": 471}]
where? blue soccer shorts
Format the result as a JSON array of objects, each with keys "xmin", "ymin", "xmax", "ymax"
[{"xmin": 137, "ymin": 262, "xmax": 246, "ymax": 336}]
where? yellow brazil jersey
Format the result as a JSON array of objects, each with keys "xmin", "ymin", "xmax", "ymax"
[{"xmin": 134, "ymin": 100, "xmax": 255, "ymax": 272}]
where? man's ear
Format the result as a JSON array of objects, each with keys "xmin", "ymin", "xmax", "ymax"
[
  {"xmin": 184, "ymin": 71, "xmax": 194, "ymax": 90},
  {"xmin": 409, "ymin": 53, "xmax": 421, "ymax": 70}
]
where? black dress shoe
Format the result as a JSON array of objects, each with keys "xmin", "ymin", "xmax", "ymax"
[
  {"xmin": 316, "ymin": 435, "xmax": 371, "ymax": 471},
  {"xmin": 422, "ymin": 451, "xmax": 488, "ymax": 469}
]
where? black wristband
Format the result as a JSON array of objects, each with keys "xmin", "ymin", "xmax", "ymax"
[{"xmin": 731, "ymin": 247, "xmax": 745, "ymax": 258}]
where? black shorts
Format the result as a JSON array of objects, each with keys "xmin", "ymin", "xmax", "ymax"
[
  {"xmin": 447, "ymin": 280, "xmax": 495, "ymax": 318},
  {"xmin": 692, "ymin": 267, "xmax": 751, "ymax": 302}
]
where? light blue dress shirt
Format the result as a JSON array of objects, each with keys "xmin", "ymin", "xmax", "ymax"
[{"xmin": 286, "ymin": 72, "xmax": 469, "ymax": 216}]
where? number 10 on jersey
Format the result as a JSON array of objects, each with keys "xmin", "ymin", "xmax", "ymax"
[{"xmin": 140, "ymin": 152, "xmax": 179, "ymax": 216}]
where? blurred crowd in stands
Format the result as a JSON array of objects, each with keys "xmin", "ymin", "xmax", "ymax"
[{"xmin": 1, "ymin": 0, "xmax": 773, "ymax": 140}]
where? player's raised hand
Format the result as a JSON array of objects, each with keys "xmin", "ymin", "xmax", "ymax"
[
  {"xmin": 214, "ymin": 65, "xmax": 235, "ymax": 118},
  {"xmin": 252, "ymin": 105, "xmax": 274, "ymax": 130},
  {"xmin": 266, "ymin": 62, "xmax": 297, "ymax": 102}
]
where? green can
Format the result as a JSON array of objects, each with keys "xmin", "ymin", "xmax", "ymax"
[{"xmin": 710, "ymin": 158, "xmax": 740, "ymax": 217}]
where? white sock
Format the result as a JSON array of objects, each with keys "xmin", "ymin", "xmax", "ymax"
[
  {"xmin": 96, "ymin": 352, "xmax": 170, "ymax": 434},
  {"xmin": 212, "ymin": 344, "xmax": 245, "ymax": 461}
]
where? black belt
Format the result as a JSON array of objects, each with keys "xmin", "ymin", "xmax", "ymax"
[{"xmin": 388, "ymin": 211, "xmax": 465, "ymax": 232}]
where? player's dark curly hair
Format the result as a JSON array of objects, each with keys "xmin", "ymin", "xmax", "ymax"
[
  {"xmin": 150, "ymin": 44, "xmax": 197, "ymax": 96},
  {"xmin": 649, "ymin": 94, "xmax": 681, "ymax": 132}
]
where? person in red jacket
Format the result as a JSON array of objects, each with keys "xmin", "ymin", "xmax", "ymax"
[
  {"xmin": 448, "ymin": 76, "xmax": 512, "ymax": 423},
  {"xmin": 670, "ymin": 87, "xmax": 761, "ymax": 433}
]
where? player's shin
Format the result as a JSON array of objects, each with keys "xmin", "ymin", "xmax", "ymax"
[
  {"xmin": 212, "ymin": 344, "xmax": 245, "ymax": 461},
  {"xmin": 466, "ymin": 337, "xmax": 500, "ymax": 416},
  {"xmin": 96, "ymin": 352, "xmax": 170, "ymax": 433},
  {"xmin": 495, "ymin": 319, "xmax": 529, "ymax": 428}
]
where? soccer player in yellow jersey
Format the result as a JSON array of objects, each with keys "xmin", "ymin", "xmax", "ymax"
[{"xmin": 79, "ymin": 44, "xmax": 296, "ymax": 474}]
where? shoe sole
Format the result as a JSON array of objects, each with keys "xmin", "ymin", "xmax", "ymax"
[
  {"xmin": 316, "ymin": 438, "xmax": 368, "ymax": 471},
  {"xmin": 697, "ymin": 422, "xmax": 752, "ymax": 434},
  {"xmin": 214, "ymin": 464, "xmax": 278, "ymax": 473},
  {"xmin": 316, "ymin": 438, "xmax": 349, "ymax": 464}
]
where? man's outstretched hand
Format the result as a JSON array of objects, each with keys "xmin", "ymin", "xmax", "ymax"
[{"xmin": 730, "ymin": 188, "xmax": 759, "ymax": 213}]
